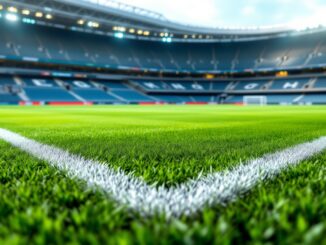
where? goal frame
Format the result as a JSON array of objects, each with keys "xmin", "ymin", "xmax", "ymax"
[{"xmin": 243, "ymin": 96, "xmax": 267, "ymax": 106}]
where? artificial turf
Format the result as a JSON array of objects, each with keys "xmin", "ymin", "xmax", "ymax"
[{"xmin": 0, "ymin": 105, "xmax": 325, "ymax": 244}]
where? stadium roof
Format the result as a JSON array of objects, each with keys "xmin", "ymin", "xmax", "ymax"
[{"xmin": 2, "ymin": 0, "xmax": 325, "ymax": 42}]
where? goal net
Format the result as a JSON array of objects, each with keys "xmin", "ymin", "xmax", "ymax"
[{"xmin": 243, "ymin": 96, "xmax": 267, "ymax": 106}]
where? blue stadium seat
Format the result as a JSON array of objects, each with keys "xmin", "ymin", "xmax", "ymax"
[
  {"xmin": 270, "ymin": 78, "xmax": 308, "ymax": 90},
  {"xmin": 95, "ymin": 81, "xmax": 129, "ymax": 90},
  {"xmin": 73, "ymin": 89, "xmax": 119, "ymax": 102},
  {"xmin": 266, "ymin": 95, "xmax": 299, "ymax": 104},
  {"xmin": 24, "ymin": 87, "xmax": 78, "ymax": 102},
  {"xmin": 212, "ymin": 82, "xmax": 230, "ymax": 90},
  {"xmin": 0, "ymin": 93, "xmax": 20, "ymax": 103},
  {"xmin": 299, "ymin": 94, "xmax": 326, "ymax": 104},
  {"xmin": 0, "ymin": 77, "xmax": 17, "ymax": 85},
  {"xmin": 112, "ymin": 90, "xmax": 154, "ymax": 102},
  {"xmin": 233, "ymin": 80, "xmax": 266, "ymax": 90},
  {"xmin": 314, "ymin": 78, "xmax": 326, "ymax": 88}
]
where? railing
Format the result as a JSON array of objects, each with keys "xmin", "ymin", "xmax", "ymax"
[{"xmin": 80, "ymin": 0, "xmax": 167, "ymax": 21}]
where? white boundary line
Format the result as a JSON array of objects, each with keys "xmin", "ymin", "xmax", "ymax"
[{"xmin": 0, "ymin": 128, "xmax": 326, "ymax": 218}]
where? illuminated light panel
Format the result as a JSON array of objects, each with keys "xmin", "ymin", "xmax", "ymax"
[
  {"xmin": 88, "ymin": 21, "xmax": 100, "ymax": 28},
  {"xmin": 45, "ymin": 14, "xmax": 52, "ymax": 20},
  {"xmin": 8, "ymin": 6, "xmax": 18, "ymax": 13},
  {"xmin": 143, "ymin": 31, "xmax": 150, "ymax": 36},
  {"xmin": 162, "ymin": 37, "xmax": 172, "ymax": 43},
  {"xmin": 22, "ymin": 9, "xmax": 30, "ymax": 15},
  {"xmin": 129, "ymin": 28, "xmax": 135, "ymax": 33},
  {"xmin": 35, "ymin": 12, "xmax": 43, "ymax": 18},
  {"xmin": 114, "ymin": 32, "xmax": 124, "ymax": 39},
  {"xmin": 114, "ymin": 26, "xmax": 126, "ymax": 32},
  {"xmin": 137, "ymin": 30, "xmax": 143, "ymax": 35},
  {"xmin": 5, "ymin": 13, "xmax": 18, "ymax": 22},
  {"xmin": 22, "ymin": 18, "xmax": 36, "ymax": 24},
  {"xmin": 77, "ymin": 19, "xmax": 85, "ymax": 25}
]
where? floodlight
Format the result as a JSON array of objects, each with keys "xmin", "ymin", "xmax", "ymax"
[
  {"xmin": 22, "ymin": 18, "xmax": 36, "ymax": 24},
  {"xmin": 114, "ymin": 32, "xmax": 124, "ymax": 38},
  {"xmin": 162, "ymin": 37, "xmax": 172, "ymax": 43},
  {"xmin": 77, "ymin": 19, "xmax": 85, "ymax": 25},
  {"xmin": 35, "ymin": 12, "xmax": 43, "ymax": 18},
  {"xmin": 8, "ymin": 7, "xmax": 18, "ymax": 13},
  {"xmin": 88, "ymin": 21, "xmax": 99, "ymax": 28},
  {"xmin": 5, "ymin": 13, "xmax": 18, "ymax": 22},
  {"xmin": 22, "ymin": 9, "xmax": 30, "ymax": 15}
]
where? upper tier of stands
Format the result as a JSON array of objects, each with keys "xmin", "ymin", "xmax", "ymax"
[{"xmin": 0, "ymin": 21, "xmax": 326, "ymax": 72}]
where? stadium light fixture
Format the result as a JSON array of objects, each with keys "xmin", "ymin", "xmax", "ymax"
[
  {"xmin": 22, "ymin": 18, "xmax": 36, "ymax": 24},
  {"xmin": 5, "ymin": 13, "xmax": 18, "ymax": 22},
  {"xmin": 22, "ymin": 9, "xmax": 30, "ymax": 15},
  {"xmin": 77, "ymin": 19, "xmax": 85, "ymax": 25},
  {"xmin": 137, "ymin": 29, "xmax": 143, "ymax": 35},
  {"xmin": 162, "ymin": 37, "xmax": 172, "ymax": 43},
  {"xmin": 129, "ymin": 28, "xmax": 135, "ymax": 33},
  {"xmin": 8, "ymin": 7, "xmax": 18, "ymax": 13},
  {"xmin": 114, "ymin": 26, "xmax": 126, "ymax": 32},
  {"xmin": 143, "ymin": 31, "xmax": 150, "ymax": 36},
  {"xmin": 88, "ymin": 21, "xmax": 99, "ymax": 28},
  {"xmin": 45, "ymin": 14, "xmax": 52, "ymax": 20},
  {"xmin": 35, "ymin": 12, "xmax": 43, "ymax": 18},
  {"xmin": 114, "ymin": 32, "xmax": 124, "ymax": 39}
]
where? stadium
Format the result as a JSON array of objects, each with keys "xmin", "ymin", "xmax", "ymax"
[{"xmin": 0, "ymin": 0, "xmax": 325, "ymax": 244}]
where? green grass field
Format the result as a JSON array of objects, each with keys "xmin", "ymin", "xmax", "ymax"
[{"xmin": 0, "ymin": 105, "xmax": 325, "ymax": 244}]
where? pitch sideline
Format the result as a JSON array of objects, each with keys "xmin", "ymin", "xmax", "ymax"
[{"xmin": 0, "ymin": 127, "xmax": 325, "ymax": 218}]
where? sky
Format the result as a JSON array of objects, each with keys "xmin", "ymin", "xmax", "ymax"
[{"xmin": 118, "ymin": 0, "xmax": 326, "ymax": 29}]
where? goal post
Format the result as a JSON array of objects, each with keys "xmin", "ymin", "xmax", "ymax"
[{"xmin": 243, "ymin": 96, "xmax": 267, "ymax": 106}]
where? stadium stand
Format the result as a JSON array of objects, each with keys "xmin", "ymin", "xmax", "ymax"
[
  {"xmin": 1, "ymin": 22, "xmax": 326, "ymax": 72},
  {"xmin": 1, "ymin": 75, "xmax": 324, "ymax": 105},
  {"xmin": 20, "ymin": 78, "xmax": 78, "ymax": 102},
  {"xmin": 0, "ymin": 1, "xmax": 325, "ymax": 105}
]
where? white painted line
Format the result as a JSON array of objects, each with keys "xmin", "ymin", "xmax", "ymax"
[{"xmin": 0, "ymin": 128, "xmax": 325, "ymax": 218}]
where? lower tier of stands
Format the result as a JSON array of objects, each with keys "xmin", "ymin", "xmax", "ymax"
[{"xmin": 0, "ymin": 76, "xmax": 325, "ymax": 105}]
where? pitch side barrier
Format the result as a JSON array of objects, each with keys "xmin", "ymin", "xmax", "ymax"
[{"xmin": 16, "ymin": 101, "xmax": 218, "ymax": 106}]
